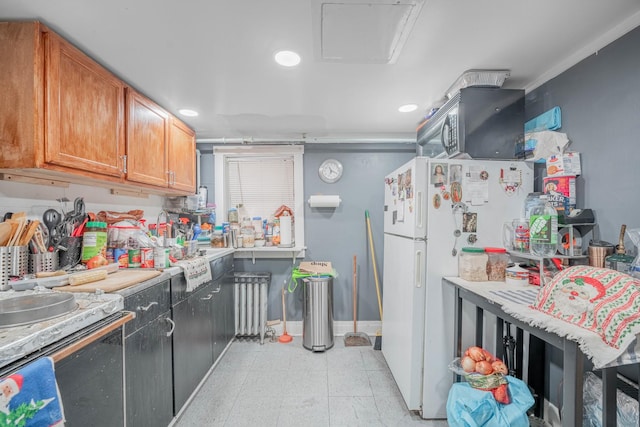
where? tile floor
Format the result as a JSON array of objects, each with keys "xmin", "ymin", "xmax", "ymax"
[{"xmin": 173, "ymin": 336, "xmax": 449, "ymax": 426}]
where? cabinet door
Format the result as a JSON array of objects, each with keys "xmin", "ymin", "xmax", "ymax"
[
  {"xmin": 125, "ymin": 88, "xmax": 169, "ymax": 187},
  {"xmin": 125, "ymin": 312, "xmax": 173, "ymax": 427},
  {"xmin": 222, "ymin": 275, "xmax": 236, "ymax": 345},
  {"xmin": 172, "ymin": 285, "xmax": 214, "ymax": 413},
  {"xmin": 169, "ymin": 116, "xmax": 196, "ymax": 193},
  {"xmin": 212, "ymin": 281, "xmax": 226, "ymax": 362},
  {"xmin": 44, "ymin": 30, "xmax": 125, "ymax": 178}
]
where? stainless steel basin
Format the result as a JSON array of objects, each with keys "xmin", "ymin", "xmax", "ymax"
[{"xmin": 0, "ymin": 293, "xmax": 77, "ymax": 328}]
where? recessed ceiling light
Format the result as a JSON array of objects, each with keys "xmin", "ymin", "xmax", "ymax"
[
  {"xmin": 274, "ymin": 50, "xmax": 301, "ymax": 67},
  {"xmin": 398, "ymin": 104, "xmax": 418, "ymax": 113},
  {"xmin": 178, "ymin": 109, "xmax": 199, "ymax": 117}
]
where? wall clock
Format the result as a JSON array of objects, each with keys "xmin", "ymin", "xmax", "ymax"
[{"xmin": 318, "ymin": 159, "xmax": 343, "ymax": 183}]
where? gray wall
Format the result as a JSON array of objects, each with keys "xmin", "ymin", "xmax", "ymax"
[
  {"xmin": 198, "ymin": 144, "xmax": 414, "ymax": 321},
  {"xmin": 525, "ymin": 24, "xmax": 640, "ymax": 406}
]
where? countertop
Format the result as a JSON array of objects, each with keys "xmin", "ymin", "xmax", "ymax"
[
  {"xmin": 0, "ymin": 290, "xmax": 124, "ymax": 369},
  {"xmin": 0, "ymin": 248, "xmax": 234, "ymax": 369}
]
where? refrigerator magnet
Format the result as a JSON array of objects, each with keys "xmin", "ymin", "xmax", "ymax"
[
  {"xmin": 432, "ymin": 163, "xmax": 448, "ymax": 186},
  {"xmin": 442, "ymin": 191, "xmax": 451, "ymax": 201},
  {"xmin": 433, "ymin": 194, "xmax": 441, "ymax": 209},
  {"xmin": 451, "ymin": 182, "xmax": 462, "ymax": 203}
]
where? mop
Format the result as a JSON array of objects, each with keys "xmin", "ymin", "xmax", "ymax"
[{"xmin": 344, "ymin": 255, "xmax": 371, "ymax": 346}]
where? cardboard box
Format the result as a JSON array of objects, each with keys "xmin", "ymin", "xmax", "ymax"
[
  {"xmin": 543, "ymin": 176, "xmax": 576, "ymax": 212},
  {"xmin": 546, "ymin": 152, "xmax": 581, "ymax": 177}
]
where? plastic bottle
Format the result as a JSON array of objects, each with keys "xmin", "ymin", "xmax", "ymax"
[{"xmin": 529, "ymin": 195, "xmax": 558, "ymax": 257}]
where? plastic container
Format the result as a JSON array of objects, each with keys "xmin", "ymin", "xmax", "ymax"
[
  {"xmin": 252, "ymin": 217, "xmax": 264, "ymax": 238},
  {"xmin": 485, "ymin": 247, "xmax": 508, "ymax": 281},
  {"xmin": 81, "ymin": 221, "xmax": 108, "ymax": 263},
  {"xmin": 506, "ymin": 264, "xmax": 530, "ymax": 286},
  {"xmin": 459, "ymin": 247, "xmax": 488, "ymax": 281},
  {"xmin": 529, "ymin": 195, "xmax": 558, "ymax": 257}
]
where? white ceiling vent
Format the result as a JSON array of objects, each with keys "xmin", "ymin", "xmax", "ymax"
[{"xmin": 313, "ymin": 0, "xmax": 424, "ymax": 64}]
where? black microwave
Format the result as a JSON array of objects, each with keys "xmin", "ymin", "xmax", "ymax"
[{"xmin": 416, "ymin": 87, "xmax": 525, "ymax": 159}]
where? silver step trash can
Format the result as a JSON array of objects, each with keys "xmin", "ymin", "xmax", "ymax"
[{"xmin": 302, "ymin": 276, "xmax": 334, "ymax": 351}]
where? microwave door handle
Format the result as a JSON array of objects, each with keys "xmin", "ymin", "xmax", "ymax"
[{"xmin": 440, "ymin": 115, "xmax": 450, "ymax": 155}]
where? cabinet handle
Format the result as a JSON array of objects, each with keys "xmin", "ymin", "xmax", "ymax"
[
  {"xmin": 171, "ymin": 171, "xmax": 176, "ymax": 185},
  {"xmin": 201, "ymin": 294, "xmax": 213, "ymax": 301},
  {"xmin": 137, "ymin": 301, "xmax": 158, "ymax": 312},
  {"xmin": 165, "ymin": 317, "xmax": 176, "ymax": 337},
  {"xmin": 121, "ymin": 155, "xmax": 128, "ymax": 173},
  {"xmin": 212, "ymin": 284, "xmax": 222, "ymax": 293}
]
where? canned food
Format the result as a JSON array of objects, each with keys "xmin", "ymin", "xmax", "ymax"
[
  {"xmin": 128, "ymin": 248, "xmax": 141, "ymax": 268},
  {"xmin": 154, "ymin": 247, "xmax": 170, "ymax": 268},
  {"xmin": 114, "ymin": 248, "xmax": 128, "ymax": 268},
  {"xmin": 140, "ymin": 248, "xmax": 154, "ymax": 268}
]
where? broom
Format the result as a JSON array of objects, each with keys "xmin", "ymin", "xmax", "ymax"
[
  {"xmin": 365, "ymin": 210, "xmax": 383, "ymax": 350},
  {"xmin": 344, "ymin": 255, "xmax": 371, "ymax": 347}
]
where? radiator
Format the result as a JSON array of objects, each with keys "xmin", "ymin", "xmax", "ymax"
[{"xmin": 234, "ymin": 273, "xmax": 270, "ymax": 344}]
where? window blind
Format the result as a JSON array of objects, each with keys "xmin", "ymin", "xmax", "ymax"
[{"xmin": 226, "ymin": 156, "xmax": 295, "ymax": 220}]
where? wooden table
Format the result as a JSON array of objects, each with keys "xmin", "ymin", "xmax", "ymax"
[{"xmin": 444, "ymin": 277, "xmax": 623, "ymax": 427}]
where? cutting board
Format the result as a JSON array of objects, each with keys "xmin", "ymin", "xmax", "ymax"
[{"xmin": 57, "ymin": 269, "xmax": 162, "ymax": 293}]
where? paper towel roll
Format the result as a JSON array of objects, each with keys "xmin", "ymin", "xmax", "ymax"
[
  {"xmin": 279, "ymin": 215, "xmax": 293, "ymax": 247},
  {"xmin": 308, "ymin": 195, "xmax": 341, "ymax": 208}
]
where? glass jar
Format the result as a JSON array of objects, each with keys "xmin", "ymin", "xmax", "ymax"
[
  {"xmin": 210, "ymin": 227, "xmax": 224, "ymax": 248},
  {"xmin": 228, "ymin": 208, "xmax": 238, "ymax": 224},
  {"xmin": 485, "ymin": 247, "xmax": 509, "ymax": 281},
  {"xmin": 458, "ymin": 247, "xmax": 488, "ymax": 281},
  {"xmin": 241, "ymin": 227, "xmax": 255, "ymax": 248}
]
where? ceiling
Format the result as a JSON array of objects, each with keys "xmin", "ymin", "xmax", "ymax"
[{"xmin": 2, "ymin": 0, "xmax": 640, "ymax": 143}]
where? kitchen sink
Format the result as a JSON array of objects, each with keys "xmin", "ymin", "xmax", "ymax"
[{"xmin": 0, "ymin": 293, "xmax": 78, "ymax": 328}]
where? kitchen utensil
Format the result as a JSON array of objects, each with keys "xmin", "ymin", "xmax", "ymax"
[
  {"xmin": 0, "ymin": 222, "xmax": 12, "ymax": 246},
  {"xmin": 278, "ymin": 287, "xmax": 292, "ymax": 343},
  {"xmin": 7, "ymin": 217, "xmax": 27, "ymax": 247},
  {"xmin": 344, "ymin": 254, "xmax": 371, "ymax": 347},
  {"xmin": 43, "ymin": 208, "xmax": 62, "ymax": 249},
  {"xmin": 365, "ymin": 210, "xmax": 383, "ymax": 350}
]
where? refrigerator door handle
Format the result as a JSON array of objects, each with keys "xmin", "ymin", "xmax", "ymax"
[
  {"xmin": 416, "ymin": 191, "xmax": 423, "ymax": 229},
  {"xmin": 415, "ymin": 250, "xmax": 423, "ymax": 288}
]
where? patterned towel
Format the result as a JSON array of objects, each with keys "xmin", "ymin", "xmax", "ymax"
[
  {"xmin": 0, "ymin": 357, "xmax": 65, "ymax": 426},
  {"xmin": 500, "ymin": 265, "xmax": 640, "ymax": 368},
  {"xmin": 176, "ymin": 257, "xmax": 212, "ymax": 292}
]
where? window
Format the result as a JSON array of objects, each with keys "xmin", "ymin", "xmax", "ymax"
[{"xmin": 214, "ymin": 145, "xmax": 305, "ymax": 258}]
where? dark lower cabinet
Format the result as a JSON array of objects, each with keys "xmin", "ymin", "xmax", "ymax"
[
  {"xmin": 123, "ymin": 279, "xmax": 173, "ymax": 427},
  {"xmin": 124, "ymin": 311, "xmax": 173, "ymax": 427},
  {"xmin": 55, "ymin": 324, "xmax": 125, "ymax": 427},
  {"xmin": 172, "ymin": 282, "xmax": 214, "ymax": 412}
]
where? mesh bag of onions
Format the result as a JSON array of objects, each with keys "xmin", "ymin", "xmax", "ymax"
[{"xmin": 448, "ymin": 346, "xmax": 510, "ymax": 404}]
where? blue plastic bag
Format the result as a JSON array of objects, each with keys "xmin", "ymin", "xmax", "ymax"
[{"xmin": 446, "ymin": 376, "xmax": 535, "ymax": 427}]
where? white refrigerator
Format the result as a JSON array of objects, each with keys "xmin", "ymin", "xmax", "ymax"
[{"xmin": 381, "ymin": 157, "xmax": 533, "ymax": 419}]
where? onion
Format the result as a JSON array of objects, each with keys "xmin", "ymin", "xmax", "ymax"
[
  {"xmin": 461, "ymin": 356, "xmax": 476, "ymax": 373},
  {"xmin": 482, "ymin": 349, "xmax": 494, "ymax": 363},
  {"xmin": 475, "ymin": 360, "xmax": 494, "ymax": 375},
  {"xmin": 492, "ymin": 360, "xmax": 508, "ymax": 375},
  {"xmin": 467, "ymin": 346, "xmax": 486, "ymax": 362}
]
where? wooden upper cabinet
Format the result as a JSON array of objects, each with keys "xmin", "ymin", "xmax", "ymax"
[
  {"xmin": 168, "ymin": 116, "xmax": 196, "ymax": 193},
  {"xmin": 0, "ymin": 22, "xmax": 124, "ymax": 181},
  {"xmin": 0, "ymin": 22, "xmax": 194, "ymax": 195},
  {"xmin": 125, "ymin": 88, "xmax": 169, "ymax": 188},
  {"xmin": 44, "ymin": 31, "xmax": 125, "ymax": 178}
]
